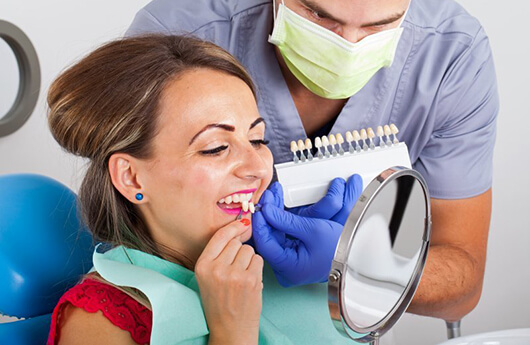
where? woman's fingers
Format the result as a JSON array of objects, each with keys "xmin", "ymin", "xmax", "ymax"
[
  {"xmin": 248, "ymin": 254, "xmax": 264, "ymax": 276},
  {"xmin": 198, "ymin": 219, "xmax": 250, "ymax": 262},
  {"xmin": 232, "ymin": 244, "xmax": 256, "ymax": 270},
  {"xmin": 216, "ymin": 238, "xmax": 243, "ymax": 265}
]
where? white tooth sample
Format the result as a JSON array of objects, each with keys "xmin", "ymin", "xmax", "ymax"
[
  {"xmin": 249, "ymin": 201, "xmax": 256, "ymax": 213},
  {"xmin": 336, "ymin": 133, "xmax": 345, "ymax": 155},
  {"xmin": 297, "ymin": 139, "xmax": 307, "ymax": 162},
  {"xmin": 290, "ymin": 140, "xmax": 300, "ymax": 163},
  {"xmin": 297, "ymin": 139, "xmax": 305, "ymax": 150},
  {"xmin": 360, "ymin": 129, "xmax": 367, "ymax": 140},
  {"xmin": 304, "ymin": 138, "xmax": 314, "ymax": 160},
  {"xmin": 360, "ymin": 129, "xmax": 368, "ymax": 150},
  {"xmin": 384, "ymin": 125, "xmax": 392, "ymax": 146},
  {"xmin": 377, "ymin": 126, "xmax": 385, "ymax": 147},
  {"xmin": 232, "ymin": 194, "xmax": 240, "ymax": 203},
  {"xmin": 314, "ymin": 137, "xmax": 324, "ymax": 159},
  {"xmin": 328, "ymin": 134, "xmax": 338, "ymax": 156},
  {"xmin": 367, "ymin": 127, "xmax": 376, "ymax": 149},
  {"xmin": 390, "ymin": 123, "xmax": 400, "ymax": 144},
  {"xmin": 352, "ymin": 130, "xmax": 362, "ymax": 152},
  {"xmin": 219, "ymin": 198, "xmax": 225, "ymax": 204},
  {"xmin": 321, "ymin": 136, "xmax": 331, "ymax": 158},
  {"xmin": 225, "ymin": 195, "xmax": 232, "ymax": 204},
  {"xmin": 242, "ymin": 200, "xmax": 249, "ymax": 212},
  {"xmin": 345, "ymin": 131, "xmax": 355, "ymax": 153},
  {"xmin": 246, "ymin": 193, "xmax": 253, "ymax": 201}
]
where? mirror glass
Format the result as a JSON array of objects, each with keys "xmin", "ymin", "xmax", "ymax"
[
  {"xmin": 329, "ymin": 168, "xmax": 430, "ymax": 342},
  {"xmin": 344, "ymin": 173, "xmax": 426, "ymax": 328},
  {"xmin": 0, "ymin": 37, "xmax": 20, "ymax": 119}
]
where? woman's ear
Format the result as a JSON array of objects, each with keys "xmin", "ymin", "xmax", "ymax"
[{"xmin": 108, "ymin": 153, "xmax": 146, "ymax": 203}]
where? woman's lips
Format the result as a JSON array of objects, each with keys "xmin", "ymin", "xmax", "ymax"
[{"xmin": 217, "ymin": 203, "xmax": 250, "ymax": 215}]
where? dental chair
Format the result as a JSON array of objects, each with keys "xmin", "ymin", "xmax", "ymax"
[{"xmin": 0, "ymin": 174, "xmax": 94, "ymax": 345}]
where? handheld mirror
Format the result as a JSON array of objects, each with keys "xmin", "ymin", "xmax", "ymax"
[{"xmin": 328, "ymin": 167, "xmax": 431, "ymax": 344}]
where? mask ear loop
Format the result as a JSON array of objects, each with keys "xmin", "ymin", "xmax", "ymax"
[
  {"xmin": 399, "ymin": 0, "xmax": 412, "ymax": 27},
  {"xmin": 272, "ymin": 0, "xmax": 285, "ymax": 22}
]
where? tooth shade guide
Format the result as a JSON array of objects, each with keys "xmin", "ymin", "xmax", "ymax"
[
  {"xmin": 298, "ymin": 139, "xmax": 307, "ymax": 162},
  {"xmin": 345, "ymin": 131, "xmax": 355, "ymax": 153},
  {"xmin": 383, "ymin": 125, "xmax": 392, "ymax": 146},
  {"xmin": 291, "ymin": 140, "xmax": 300, "ymax": 163},
  {"xmin": 274, "ymin": 141, "xmax": 412, "ymax": 207},
  {"xmin": 336, "ymin": 133, "xmax": 345, "ymax": 155},
  {"xmin": 288, "ymin": 124, "xmax": 401, "ymax": 162},
  {"xmin": 377, "ymin": 126, "xmax": 385, "ymax": 147},
  {"xmin": 390, "ymin": 124, "xmax": 400, "ymax": 144},
  {"xmin": 328, "ymin": 134, "xmax": 338, "ymax": 156},
  {"xmin": 367, "ymin": 128, "xmax": 376, "ymax": 150},
  {"xmin": 321, "ymin": 135, "xmax": 330, "ymax": 147},
  {"xmin": 321, "ymin": 136, "xmax": 331, "ymax": 158},
  {"xmin": 314, "ymin": 137, "xmax": 324, "ymax": 159},
  {"xmin": 305, "ymin": 138, "xmax": 314, "ymax": 161},
  {"xmin": 352, "ymin": 130, "xmax": 361, "ymax": 142}
]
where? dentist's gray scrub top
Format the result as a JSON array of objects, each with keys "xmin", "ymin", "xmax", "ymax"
[{"xmin": 127, "ymin": 0, "xmax": 498, "ymax": 199}]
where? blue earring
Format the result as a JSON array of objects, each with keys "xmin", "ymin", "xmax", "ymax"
[{"xmin": 135, "ymin": 193, "xmax": 144, "ymax": 201}]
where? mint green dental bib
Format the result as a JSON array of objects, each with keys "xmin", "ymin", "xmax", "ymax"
[{"xmin": 92, "ymin": 245, "xmax": 359, "ymax": 344}]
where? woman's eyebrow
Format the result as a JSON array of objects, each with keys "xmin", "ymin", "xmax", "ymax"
[
  {"xmin": 249, "ymin": 117, "xmax": 265, "ymax": 130},
  {"xmin": 189, "ymin": 124, "xmax": 235, "ymax": 145}
]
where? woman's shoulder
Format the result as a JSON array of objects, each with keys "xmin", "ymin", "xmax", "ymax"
[{"xmin": 48, "ymin": 277, "xmax": 152, "ymax": 345}]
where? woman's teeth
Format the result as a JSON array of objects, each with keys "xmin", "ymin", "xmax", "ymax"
[{"xmin": 218, "ymin": 192, "xmax": 257, "ymax": 214}]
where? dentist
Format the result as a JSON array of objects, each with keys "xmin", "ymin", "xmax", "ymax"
[{"xmin": 127, "ymin": 0, "xmax": 498, "ymax": 322}]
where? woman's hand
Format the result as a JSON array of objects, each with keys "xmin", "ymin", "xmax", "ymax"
[{"xmin": 195, "ymin": 219, "xmax": 263, "ymax": 345}]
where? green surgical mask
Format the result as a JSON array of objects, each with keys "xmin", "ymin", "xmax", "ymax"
[{"xmin": 269, "ymin": 0, "xmax": 406, "ymax": 99}]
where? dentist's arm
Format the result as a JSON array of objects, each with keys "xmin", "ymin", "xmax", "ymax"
[{"xmin": 407, "ymin": 190, "xmax": 491, "ymax": 321}]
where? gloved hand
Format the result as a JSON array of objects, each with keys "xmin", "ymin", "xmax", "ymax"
[
  {"xmin": 290, "ymin": 174, "xmax": 363, "ymax": 225},
  {"xmin": 252, "ymin": 181, "xmax": 357, "ymax": 287}
]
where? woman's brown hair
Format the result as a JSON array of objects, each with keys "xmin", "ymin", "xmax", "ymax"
[{"xmin": 48, "ymin": 34, "xmax": 256, "ymax": 264}]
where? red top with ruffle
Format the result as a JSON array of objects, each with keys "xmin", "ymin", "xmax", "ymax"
[{"xmin": 47, "ymin": 278, "xmax": 152, "ymax": 344}]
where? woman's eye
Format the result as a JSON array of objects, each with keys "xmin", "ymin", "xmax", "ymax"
[
  {"xmin": 250, "ymin": 139, "xmax": 270, "ymax": 148},
  {"xmin": 199, "ymin": 145, "xmax": 228, "ymax": 156}
]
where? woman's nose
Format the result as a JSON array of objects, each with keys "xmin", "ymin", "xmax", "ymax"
[{"xmin": 233, "ymin": 143, "xmax": 270, "ymax": 180}]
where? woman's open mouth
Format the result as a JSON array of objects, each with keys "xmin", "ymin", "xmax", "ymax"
[{"xmin": 217, "ymin": 190, "xmax": 256, "ymax": 215}]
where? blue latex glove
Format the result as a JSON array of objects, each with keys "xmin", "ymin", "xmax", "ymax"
[
  {"xmin": 290, "ymin": 174, "xmax": 363, "ymax": 225},
  {"xmin": 253, "ymin": 182, "xmax": 351, "ymax": 287}
]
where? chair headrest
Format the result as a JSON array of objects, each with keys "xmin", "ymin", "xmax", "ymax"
[{"xmin": 0, "ymin": 174, "xmax": 94, "ymax": 318}]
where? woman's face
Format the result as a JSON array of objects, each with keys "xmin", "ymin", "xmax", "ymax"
[{"xmin": 135, "ymin": 69, "xmax": 273, "ymax": 264}]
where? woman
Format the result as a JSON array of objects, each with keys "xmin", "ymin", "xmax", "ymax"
[
  {"xmin": 46, "ymin": 34, "xmax": 355, "ymax": 345},
  {"xmin": 47, "ymin": 34, "xmax": 272, "ymax": 345}
]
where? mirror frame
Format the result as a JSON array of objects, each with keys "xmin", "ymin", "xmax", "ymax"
[
  {"xmin": 328, "ymin": 166, "xmax": 432, "ymax": 343},
  {"xmin": 0, "ymin": 20, "xmax": 40, "ymax": 137}
]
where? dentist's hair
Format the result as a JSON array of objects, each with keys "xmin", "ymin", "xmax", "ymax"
[{"xmin": 47, "ymin": 35, "xmax": 255, "ymax": 266}]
